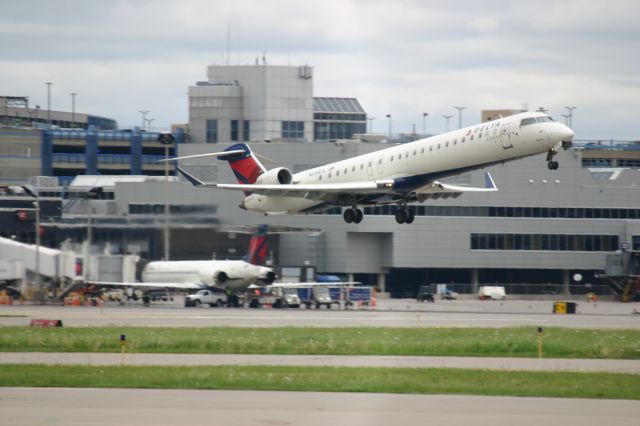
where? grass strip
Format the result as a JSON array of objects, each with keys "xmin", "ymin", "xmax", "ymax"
[
  {"xmin": 1, "ymin": 364, "xmax": 638, "ymax": 400},
  {"xmin": 1, "ymin": 326, "xmax": 639, "ymax": 359}
]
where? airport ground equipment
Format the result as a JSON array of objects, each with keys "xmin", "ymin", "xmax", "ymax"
[
  {"xmin": 416, "ymin": 285, "xmax": 435, "ymax": 302},
  {"xmin": 184, "ymin": 289, "xmax": 227, "ymax": 307},
  {"xmin": 478, "ymin": 286, "xmax": 507, "ymax": 300},
  {"xmin": 599, "ymin": 250, "xmax": 640, "ymax": 302}
]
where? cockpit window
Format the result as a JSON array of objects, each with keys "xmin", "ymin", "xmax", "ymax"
[
  {"xmin": 520, "ymin": 118, "xmax": 537, "ymax": 126},
  {"xmin": 536, "ymin": 116, "xmax": 554, "ymax": 123}
]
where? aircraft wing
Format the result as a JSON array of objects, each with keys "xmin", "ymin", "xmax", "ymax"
[
  {"xmin": 216, "ymin": 180, "xmax": 395, "ymax": 199},
  {"xmin": 416, "ymin": 172, "xmax": 498, "ymax": 194},
  {"xmin": 87, "ymin": 281, "xmax": 204, "ymax": 290}
]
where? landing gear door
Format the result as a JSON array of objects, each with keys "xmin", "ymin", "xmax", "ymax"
[{"xmin": 500, "ymin": 123, "xmax": 513, "ymax": 149}]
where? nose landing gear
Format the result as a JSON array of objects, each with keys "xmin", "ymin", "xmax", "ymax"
[{"xmin": 547, "ymin": 149, "xmax": 559, "ymax": 170}]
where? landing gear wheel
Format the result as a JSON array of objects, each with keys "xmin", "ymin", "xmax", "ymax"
[
  {"xmin": 343, "ymin": 208, "xmax": 355, "ymax": 223},
  {"xmin": 547, "ymin": 160, "xmax": 559, "ymax": 170},
  {"xmin": 395, "ymin": 209, "xmax": 407, "ymax": 224},
  {"xmin": 344, "ymin": 208, "xmax": 363, "ymax": 224},
  {"xmin": 353, "ymin": 208, "xmax": 363, "ymax": 223},
  {"xmin": 405, "ymin": 209, "xmax": 415, "ymax": 224}
]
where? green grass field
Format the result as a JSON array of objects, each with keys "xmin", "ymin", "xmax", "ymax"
[
  {"xmin": 1, "ymin": 326, "xmax": 639, "ymax": 358},
  {"xmin": 1, "ymin": 364, "xmax": 638, "ymax": 399}
]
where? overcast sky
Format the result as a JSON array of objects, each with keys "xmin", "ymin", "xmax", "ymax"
[{"xmin": 1, "ymin": 0, "xmax": 639, "ymax": 140}]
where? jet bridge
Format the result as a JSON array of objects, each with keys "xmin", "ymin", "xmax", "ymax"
[
  {"xmin": 599, "ymin": 251, "xmax": 640, "ymax": 302},
  {"xmin": 0, "ymin": 236, "xmax": 76, "ymax": 298}
]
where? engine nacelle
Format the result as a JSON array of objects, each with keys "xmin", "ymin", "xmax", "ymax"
[
  {"xmin": 213, "ymin": 271, "xmax": 228, "ymax": 285},
  {"xmin": 255, "ymin": 167, "xmax": 292, "ymax": 185}
]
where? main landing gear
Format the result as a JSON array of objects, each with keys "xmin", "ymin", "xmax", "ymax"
[
  {"xmin": 547, "ymin": 149, "xmax": 559, "ymax": 170},
  {"xmin": 343, "ymin": 207, "xmax": 363, "ymax": 224},
  {"xmin": 395, "ymin": 205, "xmax": 415, "ymax": 224}
]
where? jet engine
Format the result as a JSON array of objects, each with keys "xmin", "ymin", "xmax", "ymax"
[
  {"xmin": 260, "ymin": 271, "xmax": 277, "ymax": 284},
  {"xmin": 213, "ymin": 271, "xmax": 229, "ymax": 285},
  {"xmin": 255, "ymin": 167, "xmax": 292, "ymax": 185}
]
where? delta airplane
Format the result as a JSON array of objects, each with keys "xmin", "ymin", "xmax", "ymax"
[
  {"xmin": 176, "ymin": 111, "xmax": 574, "ymax": 224},
  {"xmin": 72, "ymin": 225, "xmax": 276, "ymax": 297}
]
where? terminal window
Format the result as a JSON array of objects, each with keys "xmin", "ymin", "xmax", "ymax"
[
  {"xmin": 282, "ymin": 121, "xmax": 304, "ymax": 139},
  {"xmin": 231, "ymin": 120, "xmax": 239, "ymax": 142},
  {"xmin": 206, "ymin": 120, "xmax": 218, "ymax": 143},
  {"xmin": 470, "ymin": 233, "xmax": 619, "ymax": 252}
]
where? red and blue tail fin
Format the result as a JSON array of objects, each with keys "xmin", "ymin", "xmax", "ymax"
[
  {"xmin": 245, "ymin": 224, "xmax": 269, "ymax": 266},
  {"xmin": 218, "ymin": 143, "xmax": 266, "ymax": 185}
]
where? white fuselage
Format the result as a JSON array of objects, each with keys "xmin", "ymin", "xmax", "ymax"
[
  {"xmin": 142, "ymin": 260, "xmax": 274, "ymax": 292},
  {"xmin": 241, "ymin": 112, "xmax": 573, "ymax": 214}
]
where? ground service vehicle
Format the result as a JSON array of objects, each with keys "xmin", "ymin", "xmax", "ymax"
[
  {"xmin": 478, "ymin": 286, "xmax": 507, "ymax": 300},
  {"xmin": 416, "ymin": 285, "xmax": 435, "ymax": 302},
  {"xmin": 184, "ymin": 289, "xmax": 227, "ymax": 307}
]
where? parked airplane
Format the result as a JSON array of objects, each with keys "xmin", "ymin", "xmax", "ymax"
[
  {"xmin": 175, "ymin": 111, "xmax": 574, "ymax": 224},
  {"xmin": 67, "ymin": 226, "xmax": 276, "ymax": 299}
]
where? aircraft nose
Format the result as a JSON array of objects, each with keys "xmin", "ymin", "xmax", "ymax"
[{"xmin": 561, "ymin": 126, "xmax": 574, "ymax": 142}]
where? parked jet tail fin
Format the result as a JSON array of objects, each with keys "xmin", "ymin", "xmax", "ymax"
[{"xmin": 244, "ymin": 224, "xmax": 269, "ymax": 266}]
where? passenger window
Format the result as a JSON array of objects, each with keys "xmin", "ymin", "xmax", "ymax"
[
  {"xmin": 479, "ymin": 133, "xmax": 482, "ymax": 139},
  {"xmin": 344, "ymin": 168, "xmax": 347, "ymax": 174},
  {"xmin": 413, "ymin": 150, "xmax": 416, "ymax": 156},
  {"xmin": 336, "ymin": 170, "xmax": 340, "ymax": 176},
  {"xmin": 352, "ymin": 166, "xmax": 356, "ymax": 172},
  {"xmin": 429, "ymin": 146, "xmax": 433, "ymax": 151},
  {"xmin": 437, "ymin": 143, "xmax": 441, "ymax": 149},
  {"xmin": 454, "ymin": 139, "xmax": 457, "ymax": 145},
  {"xmin": 390, "ymin": 156, "xmax": 394, "ymax": 162},
  {"xmin": 421, "ymin": 148, "xmax": 424, "ymax": 154},
  {"xmin": 360, "ymin": 164, "xmax": 363, "ymax": 169},
  {"xmin": 378, "ymin": 159, "xmax": 382, "ymax": 164},
  {"xmin": 462, "ymin": 137, "xmax": 465, "ymax": 143},
  {"xmin": 446, "ymin": 141, "xmax": 449, "ymax": 147}
]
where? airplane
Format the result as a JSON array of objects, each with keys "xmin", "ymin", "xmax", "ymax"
[
  {"xmin": 174, "ymin": 111, "xmax": 574, "ymax": 225},
  {"xmin": 63, "ymin": 225, "xmax": 276, "ymax": 300}
]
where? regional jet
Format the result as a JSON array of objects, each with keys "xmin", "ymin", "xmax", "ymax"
[
  {"xmin": 176, "ymin": 112, "xmax": 573, "ymax": 224},
  {"xmin": 66, "ymin": 225, "xmax": 276, "ymax": 298}
]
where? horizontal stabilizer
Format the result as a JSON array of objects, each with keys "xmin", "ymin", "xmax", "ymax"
[{"xmin": 158, "ymin": 149, "xmax": 246, "ymax": 163}]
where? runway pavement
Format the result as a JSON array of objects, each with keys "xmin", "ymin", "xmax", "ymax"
[
  {"xmin": 1, "ymin": 299, "xmax": 639, "ymax": 328},
  {"xmin": 2, "ymin": 352, "xmax": 639, "ymax": 373},
  {"xmin": 2, "ymin": 387, "xmax": 639, "ymax": 426}
]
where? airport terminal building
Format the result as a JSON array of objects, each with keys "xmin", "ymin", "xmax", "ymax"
[{"xmin": 1, "ymin": 63, "xmax": 639, "ymax": 297}]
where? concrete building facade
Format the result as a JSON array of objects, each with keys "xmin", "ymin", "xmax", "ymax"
[{"xmin": 189, "ymin": 65, "xmax": 315, "ymax": 144}]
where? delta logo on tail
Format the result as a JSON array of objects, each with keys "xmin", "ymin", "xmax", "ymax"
[{"xmin": 219, "ymin": 144, "xmax": 266, "ymax": 194}]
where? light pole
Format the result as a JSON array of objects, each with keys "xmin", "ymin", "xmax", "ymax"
[
  {"xmin": 138, "ymin": 110, "xmax": 149, "ymax": 130},
  {"xmin": 442, "ymin": 115, "xmax": 453, "ymax": 132},
  {"xmin": 422, "ymin": 112, "xmax": 428, "ymax": 137},
  {"xmin": 45, "ymin": 82, "xmax": 53, "ymax": 127},
  {"xmin": 158, "ymin": 133, "xmax": 175, "ymax": 261},
  {"xmin": 454, "ymin": 106, "xmax": 466, "ymax": 129},
  {"xmin": 33, "ymin": 200, "xmax": 41, "ymax": 301},
  {"xmin": 145, "ymin": 118, "xmax": 155, "ymax": 131},
  {"xmin": 565, "ymin": 106, "xmax": 576, "ymax": 128},
  {"xmin": 386, "ymin": 114, "xmax": 392, "ymax": 141},
  {"xmin": 85, "ymin": 197, "xmax": 92, "ymax": 281},
  {"xmin": 561, "ymin": 114, "xmax": 570, "ymax": 126},
  {"xmin": 70, "ymin": 93, "xmax": 77, "ymax": 128}
]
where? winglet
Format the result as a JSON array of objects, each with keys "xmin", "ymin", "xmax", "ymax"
[
  {"xmin": 177, "ymin": 167, "xmax": 205, "ymax": 186},
  {"xmin": 484, "ymin": 172, "xmax": 497, "ymax": 190}
]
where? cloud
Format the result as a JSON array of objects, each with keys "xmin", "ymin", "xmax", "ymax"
[{"xmin": 1, "ymin": 0, "xmax": 639, "ymax": 139}]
